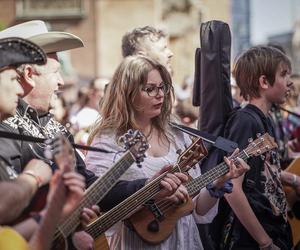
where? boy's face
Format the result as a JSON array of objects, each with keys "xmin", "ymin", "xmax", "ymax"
[{"xmin": 266, "ymin": 62, "xmax": 292, "ymax": 105}]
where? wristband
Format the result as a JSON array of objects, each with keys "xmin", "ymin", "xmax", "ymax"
[
  {"xmin": 23, "ymin": 170, "xmax": 43, "ymax": 188},
  {"xmin": 206, "ymin": 180, "xmax": 233, "ymax": 198}
]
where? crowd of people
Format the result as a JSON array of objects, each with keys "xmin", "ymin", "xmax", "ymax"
[{"xmin": 0, "ymin": 19, "xmax": 300, "ymax": 250}]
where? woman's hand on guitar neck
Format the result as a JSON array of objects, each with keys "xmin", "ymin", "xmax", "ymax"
[
  {"xmin": 166, "ymin": 185, "xmax": 189, "ymax": 204},
  {"xmin": 148, "ymin": 165, "xmax": 188, "ymax": 200}
]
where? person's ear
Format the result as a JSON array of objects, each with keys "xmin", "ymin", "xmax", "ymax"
[
  {"xmin": 23, "ymin": 65, "xmax": 36, "ymax": 88},
  {"xmin": 259, "ymin": 75, "xmax": 269, "ymax": 90},
  {"xmin": 18, "ymin": 65, "xmax": 36, "ymax": 96}
]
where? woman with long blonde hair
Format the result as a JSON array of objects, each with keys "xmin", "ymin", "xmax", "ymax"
[{"xmin": 86, "ymin": 55, "xmax": 247, "ymax": 249}]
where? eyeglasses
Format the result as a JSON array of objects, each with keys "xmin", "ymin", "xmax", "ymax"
[{"xmin": 141, "ymin": 83, "xmax": 170, "ymax": 97}]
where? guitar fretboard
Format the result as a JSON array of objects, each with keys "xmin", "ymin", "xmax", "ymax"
[
  {"xmin": 55, "ymin": 151, "xmax": 135, "ymax": 237},
  {"xmin": 186, "ymin": 150, "xmax": 248, "ymax": 197},
  {"xmin": 85, "ymin": 163, "xmax": 183, "ymax": 238}
]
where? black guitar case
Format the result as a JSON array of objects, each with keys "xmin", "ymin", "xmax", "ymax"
[{"xmin": 192, "ymin": 20, "xmax": 233, "ymax": 250}]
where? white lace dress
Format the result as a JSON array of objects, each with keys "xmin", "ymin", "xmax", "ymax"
[{"xmin": 85, "ymin": 129, "xmax": 218, "ymax": 250}]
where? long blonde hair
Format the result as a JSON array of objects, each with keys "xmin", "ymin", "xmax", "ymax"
[{"xmin": 88, "ymin": 55, "xmax": 174, "ymax": 144}]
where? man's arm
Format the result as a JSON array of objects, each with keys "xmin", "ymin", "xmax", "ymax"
[
  {"xmin": 0, "ymin": 175, "xmax": 37, "ymax": 224},
  {"xmin": 0, "ymin": 159, "xmax": 52, "ymax": 224}
]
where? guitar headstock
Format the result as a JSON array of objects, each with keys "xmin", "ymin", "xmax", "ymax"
[
  {"xmin": 244, "ymin": 133, "xmax": 278, "ymax": 157},
  {"xmin": 176, "ymin": 137, "xmax": 208, "ymax": 172},
  {"xmin": 44, "ymin": 135, "xmax": 76, "ymax": 173},
  {"xmin": 119, "ymin": 129, "xmax": 149, "ymax": 168}
]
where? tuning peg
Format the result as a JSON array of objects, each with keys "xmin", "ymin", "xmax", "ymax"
[
  {"xmin": 248, "ymin": 138, "xmax": 253, "ymax": 143},
  {"xmin": 260, "ymin": 155, "xmax": 265, "ymax": 160},
  {"xmin": 136, "ymin": 161, "xmax": 142, "ymax": 168},
  {"xmin": 256, "ymin": 133, "xmax": 261, "ymax": 138}
]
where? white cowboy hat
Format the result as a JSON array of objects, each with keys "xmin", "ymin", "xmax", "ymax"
[{"xmin": 0, "ymin": 20, "xmax": 84, "ymax": 53}]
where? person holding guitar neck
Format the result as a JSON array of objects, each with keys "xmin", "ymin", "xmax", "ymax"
[
  {"xmin": 0, "ymin": 38, "xmax": 86, "ymax": 250},
  {"xmin": 0, "ymin": 21, "xmax": 100, "ymax": 249},
  {"xmin": 85, "ymin": 55, "xmax": 248, "ymax": 249},
  {"xmin": 208, "ymin": 46, "xmax": 300, "ymax": 250}
]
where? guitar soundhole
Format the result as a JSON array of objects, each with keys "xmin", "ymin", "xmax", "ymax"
[{"xmin": 147, "ymin": 220, "xmax": 159, "ymax": 232}]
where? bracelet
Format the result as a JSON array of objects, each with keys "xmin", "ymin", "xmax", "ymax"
[
  {"xmin": 292, "ymin": 174, "xmax": 297, "ymax": 188},
  {"xmin": 23, "ymin": 170, "xmax": 43, "ymax": 188},
  {"xmin": 206, "ymin": 180, "xmax": 233, "ymax": 198}
]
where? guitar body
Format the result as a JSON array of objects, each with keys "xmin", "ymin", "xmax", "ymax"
[
  {"xmin": 284, "ymin": 157, "xmax": 300, "ymax": 247},
  {"xmin": 94, "ymin": 234, "xmax": 109, "ymax": 250},
  {"xmin": 10, "ymin": 185, "xmax": 49, "ymax": 225},
  {"xmin": 129, "ymin": 197, "xmax": 194, "ymax": 244}
]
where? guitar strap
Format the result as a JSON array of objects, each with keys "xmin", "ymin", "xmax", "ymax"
[
  {"xmin": 0, "ymin": 130, "xmax": 112, "ymax": 154},
  {"xmin": 170, "ymin": 122, "xmax": 237, "ymax": 153}
]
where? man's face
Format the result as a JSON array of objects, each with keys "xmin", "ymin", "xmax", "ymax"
[
  {"xmin": 142, "ymin": 36, "xmax": 174, "ymax": 74},
  {"xmin": 25, "ymin": 53, "xmax": 64, "ymax": 113},
  {"xmin": 0, "ymin": 68, "xmax": 24, "ymax": 118}
]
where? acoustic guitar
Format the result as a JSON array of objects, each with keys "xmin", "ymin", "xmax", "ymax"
[
  {"xmin": 129, "ymin": 133, "xmax": 278, "ymax": 244},
  {"xmin": 85, "ymin": 137, "xmax": 208, "ymax": 247},
  {"xmin": 49, "ymin": 130, "xmax": 148, "ymax": 250},
  {"xmin": 283, "ymin": 157, "xmax": 300, "ymax": 247}
]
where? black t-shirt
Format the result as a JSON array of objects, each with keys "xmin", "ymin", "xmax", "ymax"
[{"xmin": 210, "ymin": 104, "xmax": 292, "ymax": 250}]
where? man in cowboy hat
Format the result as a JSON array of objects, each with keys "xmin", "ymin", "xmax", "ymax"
[
  {"xmin": 0, "ymin": 37, "xmax": 53, "ymax": 222},
  {"xmin": 0, "ymin": 38, "xmax": 87, "ymax": 250},
  {"xmin": 0, "ymin": 21, "xmax": 98, "ymax": 249}
]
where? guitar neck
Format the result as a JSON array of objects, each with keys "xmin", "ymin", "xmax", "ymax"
[
  {"xmin": 57, "ymin": 151, "xmax": 135, "ymax": 236},
  {"xmin": 85, "ymin": 164, "xmax": 183, "ymax": 239},
  {"xmin": 186, "ymin": 150, "xmax": 248, "ymax": 197}
]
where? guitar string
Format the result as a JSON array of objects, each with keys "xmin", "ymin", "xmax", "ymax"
[
  {"xmin": 83, "ymin": 153, "xmax": 203, "ymax": 237},
  {"xmin": 54, "ymin": 136, "xmax": 272, "ymax": 241},
  {"xmin": 52, "ymin": 152, "xmax": 135, "ymax": 243},
  {"xmin": 62, "ymin": 153, "xmax": 133, "ymax": 232},
  {"xmin": 84, "ymin": 141, "xmax": 210, "ymax": 238},
  {"xmin": 155, "ymin": 151, "xmax": 248, "ymax": 213},
  {"xmin": 143, "ymin": 138, "xmax": 271, "ymax": 221},
  {"xmin": 86, "ymin": 138, "xmax": 274, "ymax": 236}
]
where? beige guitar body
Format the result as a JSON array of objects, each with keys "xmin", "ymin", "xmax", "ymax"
[
  {"xmin": 284, "ymin": 157, "xmax": 300, "ymax": 247},
  {"xmin": 129, "ymin": 197, "xmax": 194, "ymax": 244}
]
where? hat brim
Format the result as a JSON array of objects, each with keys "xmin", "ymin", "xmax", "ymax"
[
  {"xmin": 0, "ymin": 37, "xmax": 46, "ymax": 69},
  {"xmin": 29, "ymin": 31, "xmax": 84, "ymax": 54}
]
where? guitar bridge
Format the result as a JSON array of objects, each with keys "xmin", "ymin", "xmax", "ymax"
[{"xmin": 144, "ymin": 199, "xmax": 164, "ymax": 221}]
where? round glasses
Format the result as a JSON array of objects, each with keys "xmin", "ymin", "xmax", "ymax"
[{"xmin": 141, "ymin": 83, "xmax": 170, "ymax": 97}]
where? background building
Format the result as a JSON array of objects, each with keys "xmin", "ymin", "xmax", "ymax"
[{"xmin": 0, "ymin": 0, "xmax": 230, "ymax": 86}]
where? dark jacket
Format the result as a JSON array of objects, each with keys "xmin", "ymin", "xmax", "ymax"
[{"xmin": 0, "ymin": 99, "xmax": 97, "ymax": 187}]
